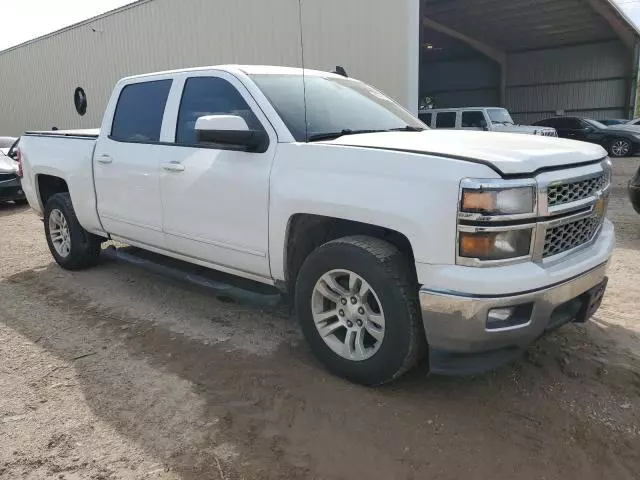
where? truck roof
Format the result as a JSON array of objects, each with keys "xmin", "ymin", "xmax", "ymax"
[{"xmin": 121, "ymin": 64, "xmax": 347, "ymax": 82}]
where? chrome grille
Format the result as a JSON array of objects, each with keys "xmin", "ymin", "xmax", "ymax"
[
  {"xmin": 547, "ymin": 174, "xmax": 605, "ymax": 207},
  {"xmin": 541, "ymin": 130, "xmax": 557, "ymax": 137},
  {"xmin": 543, "ymin": 215, "xmax": 601, "ymax": 258}
]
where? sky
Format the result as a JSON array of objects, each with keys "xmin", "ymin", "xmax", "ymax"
[
  {"xmin": 0, "ymin": 0, "xmax": 640, "ymax": 52},
  {"xmin": 0, "ymin": 0, "xmax": 138, "ymax": 51}
]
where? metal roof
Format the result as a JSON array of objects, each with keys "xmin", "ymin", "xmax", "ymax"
[{"xmin": 423, "ymin": 0, "xmax": 639, "ymax": 52}]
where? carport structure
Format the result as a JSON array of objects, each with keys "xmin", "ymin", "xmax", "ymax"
[{"xmin": 421, "ymin": 0, "xmax": 640, "ymax": 123}]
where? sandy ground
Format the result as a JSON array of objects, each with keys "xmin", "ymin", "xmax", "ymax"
[{"xmin": 1, "ymin": 159, "xmax": 639, "ymax": 480}]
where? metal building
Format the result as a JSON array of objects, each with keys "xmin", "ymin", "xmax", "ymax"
[
  {"xmin": 421, "ymin": 0, "xmax": 640, "ymax": 124},
  {"xmin": 0, "ymin": 0, "xmax": 638, "ymax": 135}
]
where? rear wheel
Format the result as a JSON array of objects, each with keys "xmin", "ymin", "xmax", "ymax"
[
  {"xmin": 13, "ymin": 198, "xmax": 28, "ymax": 206},
  {"xmin": 609, "ymin": 138, "xmax": 632, "ymax": 157},
  {"xmin": 295, "ymin": 236, "xmax": 426, "ymax": 385},
  {"xmin": 44, "ymin": 193, "xmax": 102, "ymax": 270}
]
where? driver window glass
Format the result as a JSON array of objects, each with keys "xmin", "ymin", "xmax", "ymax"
[
  {"xmin": 176, "ymin": 77, "xmax": 262, "ymax": 145},
  {"xmin": 461, "ymin": 111, "xmax": 487, "ymax": 128},
  {"xmin": 555, "ymin": 118, "xmax": 581, "ymax": 129},
  {"xmin": 435, "ymin": 112, "xmax": 456, "ymax": 128}
]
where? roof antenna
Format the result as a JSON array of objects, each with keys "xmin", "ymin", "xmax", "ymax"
[
  {"xmin": 298, "ymin": 0, "xmax": 309, "ymax": 143},
  {"xmin": 333, "ymin": 66, "xmax": 348, "ymax": 77}
]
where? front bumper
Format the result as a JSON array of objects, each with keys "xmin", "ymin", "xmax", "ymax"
[
  {"xmin": 0, "ymin": 176, "xmax": 25, "ymax": 201},
  {"xmin": 420, "ymin": 262, "xmax": 608, "ymax": 375}
]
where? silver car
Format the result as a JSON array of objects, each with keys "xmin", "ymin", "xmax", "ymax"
[{"xmin": 0, "ymin": 136, "xmax": 26, "ymax": 204}]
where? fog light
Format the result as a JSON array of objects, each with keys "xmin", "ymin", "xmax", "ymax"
[
  {"xmin": 488, "ymin": 307, "xmax": 514, "ymax": 323},
  {"xmin": 486, "ymin": 304, "xmax": 534, "ymax": 330}
]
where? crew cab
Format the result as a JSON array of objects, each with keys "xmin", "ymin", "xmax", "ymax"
[{"xmin": 18, "ymin": 65, "xmax": 614, "ymax": 385}]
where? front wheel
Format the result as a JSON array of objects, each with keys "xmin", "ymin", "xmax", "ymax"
[
  {"xmin": 44, "ymin": 193, "xmax": 102, "ymax": 270},
  {"xmin": 609, "ymin": 138, "xmax": 633, "ymax": 157},
  {"xmin": 295, "ymin": 236, "xmax": 426, "ymax": 385}
]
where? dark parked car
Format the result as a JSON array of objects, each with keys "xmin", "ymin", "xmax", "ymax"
[
  {"xmin": 0, "ymin": 137, "xmax": 26, "ymax": 205},
  {"xmin": 532, "ymin": 116, "xmax": 640, "ymax": 157},
  {"xmin": 630, "ymin": 164, "xmax": 640, "ymax": 214},
  {"xmin": 600, "ymin": 119, "xmax": 629, "ymax": 126}
]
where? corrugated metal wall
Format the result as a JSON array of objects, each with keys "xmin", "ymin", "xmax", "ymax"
[
  {"xmin": 506, "ymin": 41, "xmax": 630, "ymax": 124},
  {"xmin": 420, "ymin": 58, "xmax": 499, "ymax": 108},
  {"xmin": 0, "ymin": 0, "xmax": 415, "ymax": 136}
]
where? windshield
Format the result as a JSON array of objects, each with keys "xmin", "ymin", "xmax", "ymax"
[
  {"xmin": 584, "ymin": 118, "xmax": 607, "ymax": 129},
  {"xmin": 487, "ymin": 108, "xmax": 515, "ymax": 125},
  {"xmin": 250, "ymin": 74, "xmax": 425, "ymax": 142}
]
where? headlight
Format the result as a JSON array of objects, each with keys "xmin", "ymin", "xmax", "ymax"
[
  {"xmin": 459, "ymin": 229, "xmax": 533, "ymax": 261},
  {"xmin": 460, "ymin": 186, "xmax": 535, "ymax": 215}
]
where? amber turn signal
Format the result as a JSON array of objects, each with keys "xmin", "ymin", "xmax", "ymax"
[{"xmin": 459, "ymin": 232, "xmax": 495, "ymax": 258}]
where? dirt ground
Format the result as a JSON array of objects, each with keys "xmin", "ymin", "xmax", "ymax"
[{"xmin": 1, "ymin": 159, "xmax": 639, "ymax": 480}]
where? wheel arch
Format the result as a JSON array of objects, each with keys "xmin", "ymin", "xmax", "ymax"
[
  {"xmin": 282, "ymin": 213, "xmax": 417, "ymax": 294},
  {"xmin": 36, "ymin": 174, "xmax": 69, "ymax": 211}
]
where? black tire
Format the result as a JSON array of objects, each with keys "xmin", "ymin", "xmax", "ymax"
[
  {"xmin": 295, "ymin": 235, "xmax": 426, "ymax": 386},
  {"xmin": 13, "ymin": 198, "xmax": 28, "ymax": 206},
  {"xmin": 609, "ymin": 138, "xmax": 633, "ymax": 158},
  {"xmin": 44, "ymin": 193, "xmax": 102, "ymax": 270}
]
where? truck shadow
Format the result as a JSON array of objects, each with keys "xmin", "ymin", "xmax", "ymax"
[
  {"xmin": 1, "ymin": 260, "xmax": 640, "ymax": 480},
  {"xmin": 0, "ymin": 201, "xmax": 29, "ymax": 218}
]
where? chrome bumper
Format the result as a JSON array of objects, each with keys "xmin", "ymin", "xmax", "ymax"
[{"xmin": 419, "ymin": 262, "xmax": 608, "ymax": 374}]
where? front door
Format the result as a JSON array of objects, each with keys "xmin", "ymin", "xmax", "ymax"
[
  {"xmin": 158, "ymin": 72, "xmax": 277, "ymax": 278},
  {"xmin": 94, "ymin": 79, "xmax": 173, "ymax": 248}
]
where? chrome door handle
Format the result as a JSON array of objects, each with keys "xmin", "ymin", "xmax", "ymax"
[
  {"xmin": 161, "ymin": 162, "xmax": 185, "ymax": 172},
  {"xmin": 97, "ymin": 154, "xmax": 113, "ymax": 164}
]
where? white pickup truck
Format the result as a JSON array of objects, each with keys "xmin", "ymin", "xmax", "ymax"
[{"xmin": 19, "ymin": 65, "xmax": 614, "ymax": 385}]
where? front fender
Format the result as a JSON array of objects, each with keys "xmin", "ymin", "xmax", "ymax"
[{"xmin": 267, "ymin": 143, "xmax": 501, "ymax": 282}]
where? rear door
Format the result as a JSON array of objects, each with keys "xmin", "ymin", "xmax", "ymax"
[
  {"xmin": 157, "ymin": 71, "xmax": 277, "ymax": 278},
  {"xmin": 93, "ymin": 79, "xmax": 172, "ymax": 247}
]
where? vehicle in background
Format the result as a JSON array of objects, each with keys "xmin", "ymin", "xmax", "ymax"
[
  {"xmin": 533, "ymin": 116, "xmax": 640, "ymax": 157},
  {"xmin": 600, "ymin": 119, "xmax": 629, "ymax": 126},
  {"xmin": 19, "ymin": 65, "xmax": 613, "ymax": 385},
  {"xmin": 630, "ymin": 164, "xmax": 640, "ymax": 214},
  {"xmin": 0, "ymin": 136, "xmax": 26, "ymax": 205},
  {"xmin": 627, "ymin": 118, "xmax": 640, "ymax": 126},
  {"xmin": 419, "ymin": 107, "xmax": 557, "ymax": 137},
  {"xmin": 0, "ymin": 136, "xmax": 17, "ymax": 156}
]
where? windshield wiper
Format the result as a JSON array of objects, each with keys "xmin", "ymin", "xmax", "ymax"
[
  {"xmin": 388, "ymin": 125, "xmax": 425, "ymax": 132},
  {"xmin": 308, "ymin": 126, "xmax": 424, "ymax": 142},
  {"xmin": 308, "ymin": 129, "xmax": 388, "ymax": 142}
]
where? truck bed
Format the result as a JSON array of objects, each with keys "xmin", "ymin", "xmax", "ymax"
[{"xmin": 20, "ymin": 131, "xmax": 104, "ymax": 236}]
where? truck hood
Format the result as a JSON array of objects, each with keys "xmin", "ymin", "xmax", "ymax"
[{"xmin": 325, "ymin": 130, "xmax": 606, "ymax": 175}]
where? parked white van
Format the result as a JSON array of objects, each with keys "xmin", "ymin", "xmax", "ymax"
[{"xmin": 419, "ymin": 107, "xmax": 557, "ymax": 137}]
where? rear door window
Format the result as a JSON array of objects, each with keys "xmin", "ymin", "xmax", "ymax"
[
  {"xmin": 110, "ymin": 80, "xmax": 172, "ymax": 142},
  {"xmin": 461, "ymin": 111, "xmax": 487, "ymax": 128},
  {"xmin": 435, "ymin": 112, "xmax": 456, "ymax": 129}
]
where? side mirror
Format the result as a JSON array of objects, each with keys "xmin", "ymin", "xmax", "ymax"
[{"xmin": 195, "ymin": 115, "xmax": 267, "ymax": 152}]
